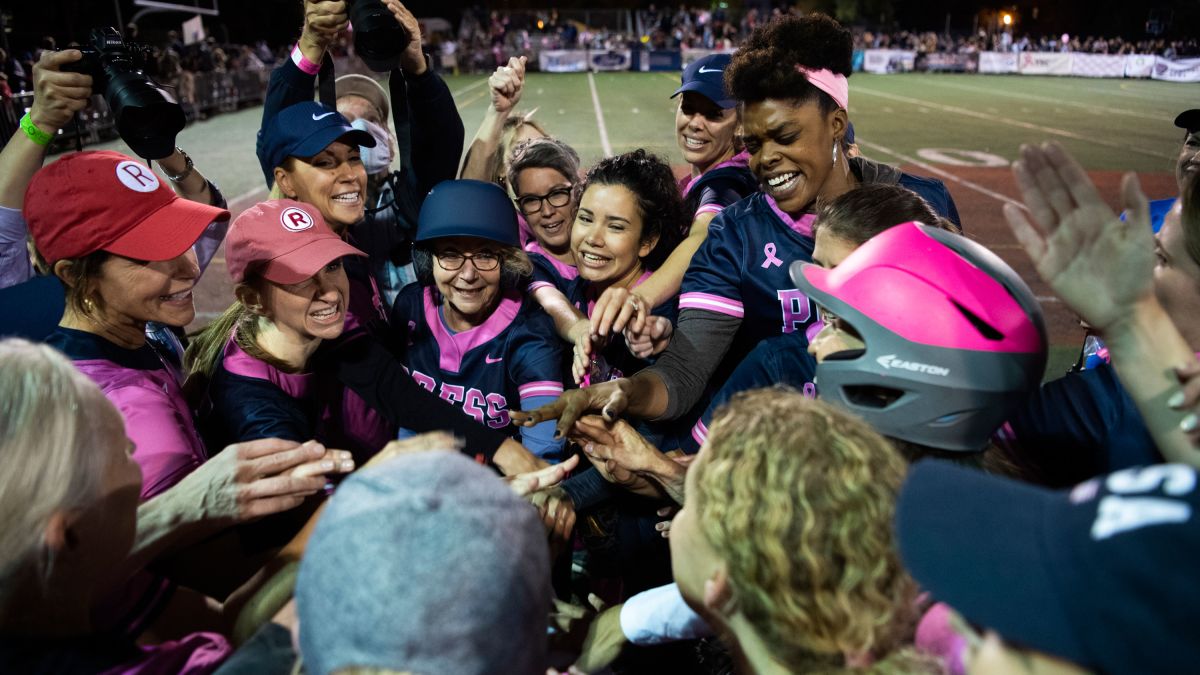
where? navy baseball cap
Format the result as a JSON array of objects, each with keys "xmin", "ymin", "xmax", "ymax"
[
  {"xmin": 896, "ymin": 460, "xmax": 1200, "ymax": 673},
  {"xmin": 672, "ymin": 54, "xmax": 735, "ymax": 109},
  {"xmin": 1176, "ymin": 109, "xmax": 1200, "ymax": 134},
  {"xmin": 416, "ymin": 179, "xmax": 520, "ymax": 248},
  {"xmin": 257, "ymin": 101, "xmax": 375, "ymax": 186}
]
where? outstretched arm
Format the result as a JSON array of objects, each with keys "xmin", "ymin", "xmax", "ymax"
[
  {"xmin": 459, "ymin": 56, "xmax": 527, "ymax": 182},
  {"xmin": 1003, "ymin": 141, "xmax": 1197, "ymax": 466}
]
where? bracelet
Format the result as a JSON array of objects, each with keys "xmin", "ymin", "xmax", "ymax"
[
  {"xmin": 291, "ymin": 43, "xmax": 321, "ymax": 75},
  {"xmin": 162, "ymin": 147, "xmax": 195, "ymax": 182},
  {"xmin": 19, "ymin": 113, "xmax": 53, "ymax": 146}
]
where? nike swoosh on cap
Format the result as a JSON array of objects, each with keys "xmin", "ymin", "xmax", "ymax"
[
  {"xmin": 698, "ymin": 66, "xmax": 723, "ymax": 74},
  {"xmin": 312, "ymin": 111, "xmax": 336, "ymax": 121}
]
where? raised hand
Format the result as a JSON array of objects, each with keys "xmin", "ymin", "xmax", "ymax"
[
  {"xmin": 1003, "ymin": 141, "xmax": 1156, "ymax": 334},
  {"xmin": 506, "ymin": 453, "xmax": 579, "ymax": 496},
  {"xmin": 488, "ymin": 56, "xmax": 527, "ymax": 115},
  {"xmin": 570, "ymin": 416, "xmax": 685, "ymax": 502},
  {"xmin": 381, "ymin": 0, "xmax": 427, "ymax": 74},
  {"xmin": 30, "ymin": 50, "xmax": 93, "ymax": 132},
  {"xmin": 300, "ymin": 1, "xmax": 348, "ymax": 56}
]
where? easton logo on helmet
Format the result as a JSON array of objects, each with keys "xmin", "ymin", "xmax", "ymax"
[{"xmin": 876, "ymin": 354, "xmax": 950, "ymax": 377}]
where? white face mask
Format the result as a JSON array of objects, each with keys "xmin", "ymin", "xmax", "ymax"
[{"xmin": 351, "ymin": 117, "xmax": 396, "ymax": 175}]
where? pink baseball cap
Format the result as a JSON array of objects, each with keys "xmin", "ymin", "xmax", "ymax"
[
  {"xmin": 226, "ymin": 200, "xmax": 365, "ymax": 285},
  {"xmin": 24, "ymin": 150, "xmax": 230, "ymax": 265}
]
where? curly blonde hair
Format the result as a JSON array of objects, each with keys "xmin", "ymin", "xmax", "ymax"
[{"xmin": 694, "ymin": 387, "xmax": 919, "ymax": 668}]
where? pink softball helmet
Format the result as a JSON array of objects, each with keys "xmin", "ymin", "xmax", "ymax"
[{"xmin": 790, "ymin": 222, "xmax": 1047, "ymax": 452}]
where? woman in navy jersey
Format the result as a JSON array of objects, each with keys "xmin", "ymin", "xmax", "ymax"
[
  {"xmin": 187, "ymin": 200, "xmax": 392, "ymax": 464},
  {"xmin": 516, "ymin": 13, "xmax": 960, "ymax": 436},
  {"xmin": 586, "ymin": 53, "xmax": 758, "ymax": 344},
  {"xmin": 389, "ymin": 179, "xmax": 567, "ymax": 460},
  {"xmin": 562, "ymin": 150, "xmax": 689, "ymax": 386}
]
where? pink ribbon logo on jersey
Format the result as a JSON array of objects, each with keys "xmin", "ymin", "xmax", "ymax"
[{"xmin": 762, "ymin": 243, "xmax": 783, "ymax": 269}]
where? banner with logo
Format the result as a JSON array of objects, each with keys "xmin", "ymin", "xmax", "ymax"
[
  {"xmin": 1124, "ymin": 54, "xmax": 1156, "ymax": 78},
  {"xmin": 640, "ymin": 49, "xmax": 682, "ymax": 72},
  {"xmin": 1152, "ymin": 57, "xmax": 1200, "ymax": 83},
  {"xmin": 1018, "ymin": 52, "xmax": 1072, "ymax": 75},
  {"xmin": 863, "ymin": 49, "xmax": 916, "ymax": 74},
  {"xmin": 1070, "ymin": 53, "xmax": 1126, "ymax": 78},
  {"xmin": 681, "ymin": 48, "xmax": 736, "ymax": 69},
  {"xmin": 538, "ymin": 50, "xmax": 588, "ymax": 73},
  {"xmin": 589, "ymin": 50, "xmax": 632, "ymax": 72},
  {"xmin": 915, "ymin": 52, "xmax": 979, "ymax": 73},
  {"xmin": 978, "ymin": 51, "xmax": 1018, "ymax": 73}
]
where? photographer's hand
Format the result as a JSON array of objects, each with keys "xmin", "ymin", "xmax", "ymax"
[
  {"xmin": 0, "ymin": 49, "xmax": 91, "ymax": 209},
  {"xmin": 382, "ymin": 0, "xmax": 427, "ymax": 76},
  {"xmin": 30, "ymin": 50, "xmax": 92, "ymax": 132},
  {"xmin": 299, "ymin": 0, "xmax": 348, "ymax": 63}
]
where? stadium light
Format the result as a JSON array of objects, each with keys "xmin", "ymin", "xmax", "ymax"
[{"xmin": 1001, "ymin": 12, "xmax": 1012, "ymax": 26}]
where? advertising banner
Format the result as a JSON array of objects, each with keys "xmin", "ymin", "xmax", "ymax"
[
  {"xmin": 1152, "ymin": 57, "xmax": 1200, "ymax": 83},
  {"xmin": 1123, "ymin": 54, "xmax": 1156, "ymax": 78},
  {"xmin": 1018, "ymin": 51, "xmax": 1072, "ymax": 75},
  {"xmin": 1070, "ymin": 53, "xmax": 1125, "ymax": 78},
  {"xmin": 863, "ymin": 49, "xmax": 917, "ymax": 74},
  {"xmin": 538, "ymin": 50, "xmax": 588, "ymax": 73},
  {"xmin": 915, "ymin": 52, "xmax": 979, "ymax": 73},
  {"xmin": 978, "ymin": 51, "xmax": 1018, "ymax": 73},
  {"xmin": 589, "ymin": 50, "xmax": 633, "ymax": 72}
]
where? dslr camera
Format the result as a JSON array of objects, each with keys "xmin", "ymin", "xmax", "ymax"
[
  {"xmin": 63, "ymin": 27, "xmax": 185, "ymax": 159},
  {"xmin": 347, "ymin": 0, "xmax": 411, "ymax": 72}
]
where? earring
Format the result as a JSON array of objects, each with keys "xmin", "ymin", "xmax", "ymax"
[
  {"xmin": 832, "ymin": 141, "xmax": 839, "ymax": 166},
  {"xmin": 82, "ymin": 296, "xmax": 97, "ymax": 314}
]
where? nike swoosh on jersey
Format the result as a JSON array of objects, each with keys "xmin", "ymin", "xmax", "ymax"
[
  {"xmin": 697, "ymin": 66, "xmax": 723, "ymax": 74},
  {"xmin": 485, "ymin": 355, "xmax": 504, "ymax": 364},
  {"xmin": 312, "ymin": 111, "xmax": 336, "ymax": 121}
]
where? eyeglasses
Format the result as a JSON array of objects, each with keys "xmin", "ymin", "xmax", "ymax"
[
  {"xmin": 515, "ymin": 187, "xmax": 573, "ymax": 215},
  {"xmin": 434, "ymin": 251, "xmax": 501, "ymax": 272}
]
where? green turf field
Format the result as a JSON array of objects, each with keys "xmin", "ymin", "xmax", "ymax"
[{"xmin": 77, "ymin": 70, "xmax": 1188, "ymax": 377}]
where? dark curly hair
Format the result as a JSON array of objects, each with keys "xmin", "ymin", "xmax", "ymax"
[
  {"xmin": 813, "ymin": 184, "xmax": 952, "ymax": 246},
  {"xmin": 726, "ymin": 13, "xmax": 853, "ymax": 114},
  {"xmin": 577, "ymin": 149, "xmax": 687, "ymax": 270}
]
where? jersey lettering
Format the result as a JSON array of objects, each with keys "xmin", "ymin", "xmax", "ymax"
[
  {"xmin": 1091, "ymin": 495, "xmax": 1191, "ymax": 540},
  {"xmin": 1105, "ymin": 464, "xmax": 1196, "ymax": 497},
  {"xmin": 777, "ymin": 289, "xmax": 812, "ymax": 334},
  {"xmin": 409, "ymin": 369, "xmax": 510, "ymax": 428}
]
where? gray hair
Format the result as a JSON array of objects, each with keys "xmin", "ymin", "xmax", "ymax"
[
  {"xmin": 506, "ymin": 137, "xmax": 581, "ymax": 195},
  {"xmin": 0, "ymin": 339, "xmax": 111, "ymax": 596}
]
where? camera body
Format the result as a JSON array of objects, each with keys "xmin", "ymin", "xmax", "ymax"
[
  {"xmin": 346, "ymin": 0, "xmax": 410, "ymax": 72},
  {"xmin": 63, "ymin": 27, "xmax": 185, "ymax": 158}
]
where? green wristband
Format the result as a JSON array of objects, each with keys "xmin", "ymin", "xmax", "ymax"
[{"xmin": 20, "ymin": 113, "xmax": 53, "ymax": 146}]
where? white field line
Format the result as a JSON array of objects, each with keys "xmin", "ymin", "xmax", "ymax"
[
  {"xmin": 853, "ymin": 86, "xmax": 1162, "ymax": 159},
  {"xmin": 854, "ymin": 137, "xmax": 1027, "ymax": 211},
  {"xmin": 451, "ymin": 78, "xmax": 489, "ymax": 98},
  {"xmin": 456, "ymin": 89, "xmax": 490, "ymax": 108},
  {"xmin": 915, "ymin": 78, "xmax": 1162, "ymax": 122},
  {"xmin": 587, "ymin": 72, "xmax": 614, "ymax": 157}
]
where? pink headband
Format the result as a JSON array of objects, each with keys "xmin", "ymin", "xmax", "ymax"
[{"xmin": 795, "ymin": 65, "xmax": 849, "ymax": 109}]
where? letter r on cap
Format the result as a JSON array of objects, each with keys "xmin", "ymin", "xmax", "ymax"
[{"xmin": 280, "ymin": 207, "xmax": 314, "ymax": 232}]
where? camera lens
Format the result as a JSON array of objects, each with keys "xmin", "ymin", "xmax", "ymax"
[
  {"xmin": 107, "ymin": 70, "xmax": 186, "ymax": 159},
  {"xmin": 349, "ymin": 0, "xmax": 410, "ymax": 72}
]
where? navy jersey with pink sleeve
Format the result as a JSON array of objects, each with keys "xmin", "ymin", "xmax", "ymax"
[
  {"xmin": 526, "ymin": 241, "xmax": 578, "ymax": 295},
  {"xmin": 677, "ymin": 151, "xmax": 758, "ymax": 223},
  {"xmin": 390, "ymin": 284, "xmax": 566, "ymax": 458},
  {"xmin": 679, "ymin": 192, "xmax": 823, "ymax": 372}
]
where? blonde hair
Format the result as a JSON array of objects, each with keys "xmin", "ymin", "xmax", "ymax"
[
  {"xmin": 0, "ymin": 339, "xmax": 112, "ymax": 598},
  {"xmin": 695, "ymin": 388, "xmax": 919, "ymax": 668}
]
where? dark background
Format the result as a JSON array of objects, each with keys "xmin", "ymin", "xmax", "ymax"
[{"xmin": 0, "ymin": 0, "xmax": 1196, "ymax": 53}]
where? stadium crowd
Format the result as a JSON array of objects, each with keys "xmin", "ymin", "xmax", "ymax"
[{"xmin": 1, "ymin": 0, "xmax": 1199, "ymax": 673}]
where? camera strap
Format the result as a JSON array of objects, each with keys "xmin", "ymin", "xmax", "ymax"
[{"xmin": 316, "ymin": 53, "xmax": 337, "ymax": 108}]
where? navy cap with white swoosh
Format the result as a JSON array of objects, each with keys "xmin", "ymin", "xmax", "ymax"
[{"xmin": 671, "ymin": 53, "xmax": 736, "ymax": 109}]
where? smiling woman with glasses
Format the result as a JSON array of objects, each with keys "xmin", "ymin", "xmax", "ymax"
[{"xmin": 388, "ymin": 179, "xmax": 569, "ymax": 461}]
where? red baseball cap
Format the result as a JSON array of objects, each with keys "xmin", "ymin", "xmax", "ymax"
[
  {"xmin": 24, "ymin": 150, "xmax": 230, "ymax": 265},
  {"xmin": 226, "ymin": 200, "xmax": 365, "ymax": 285}
]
